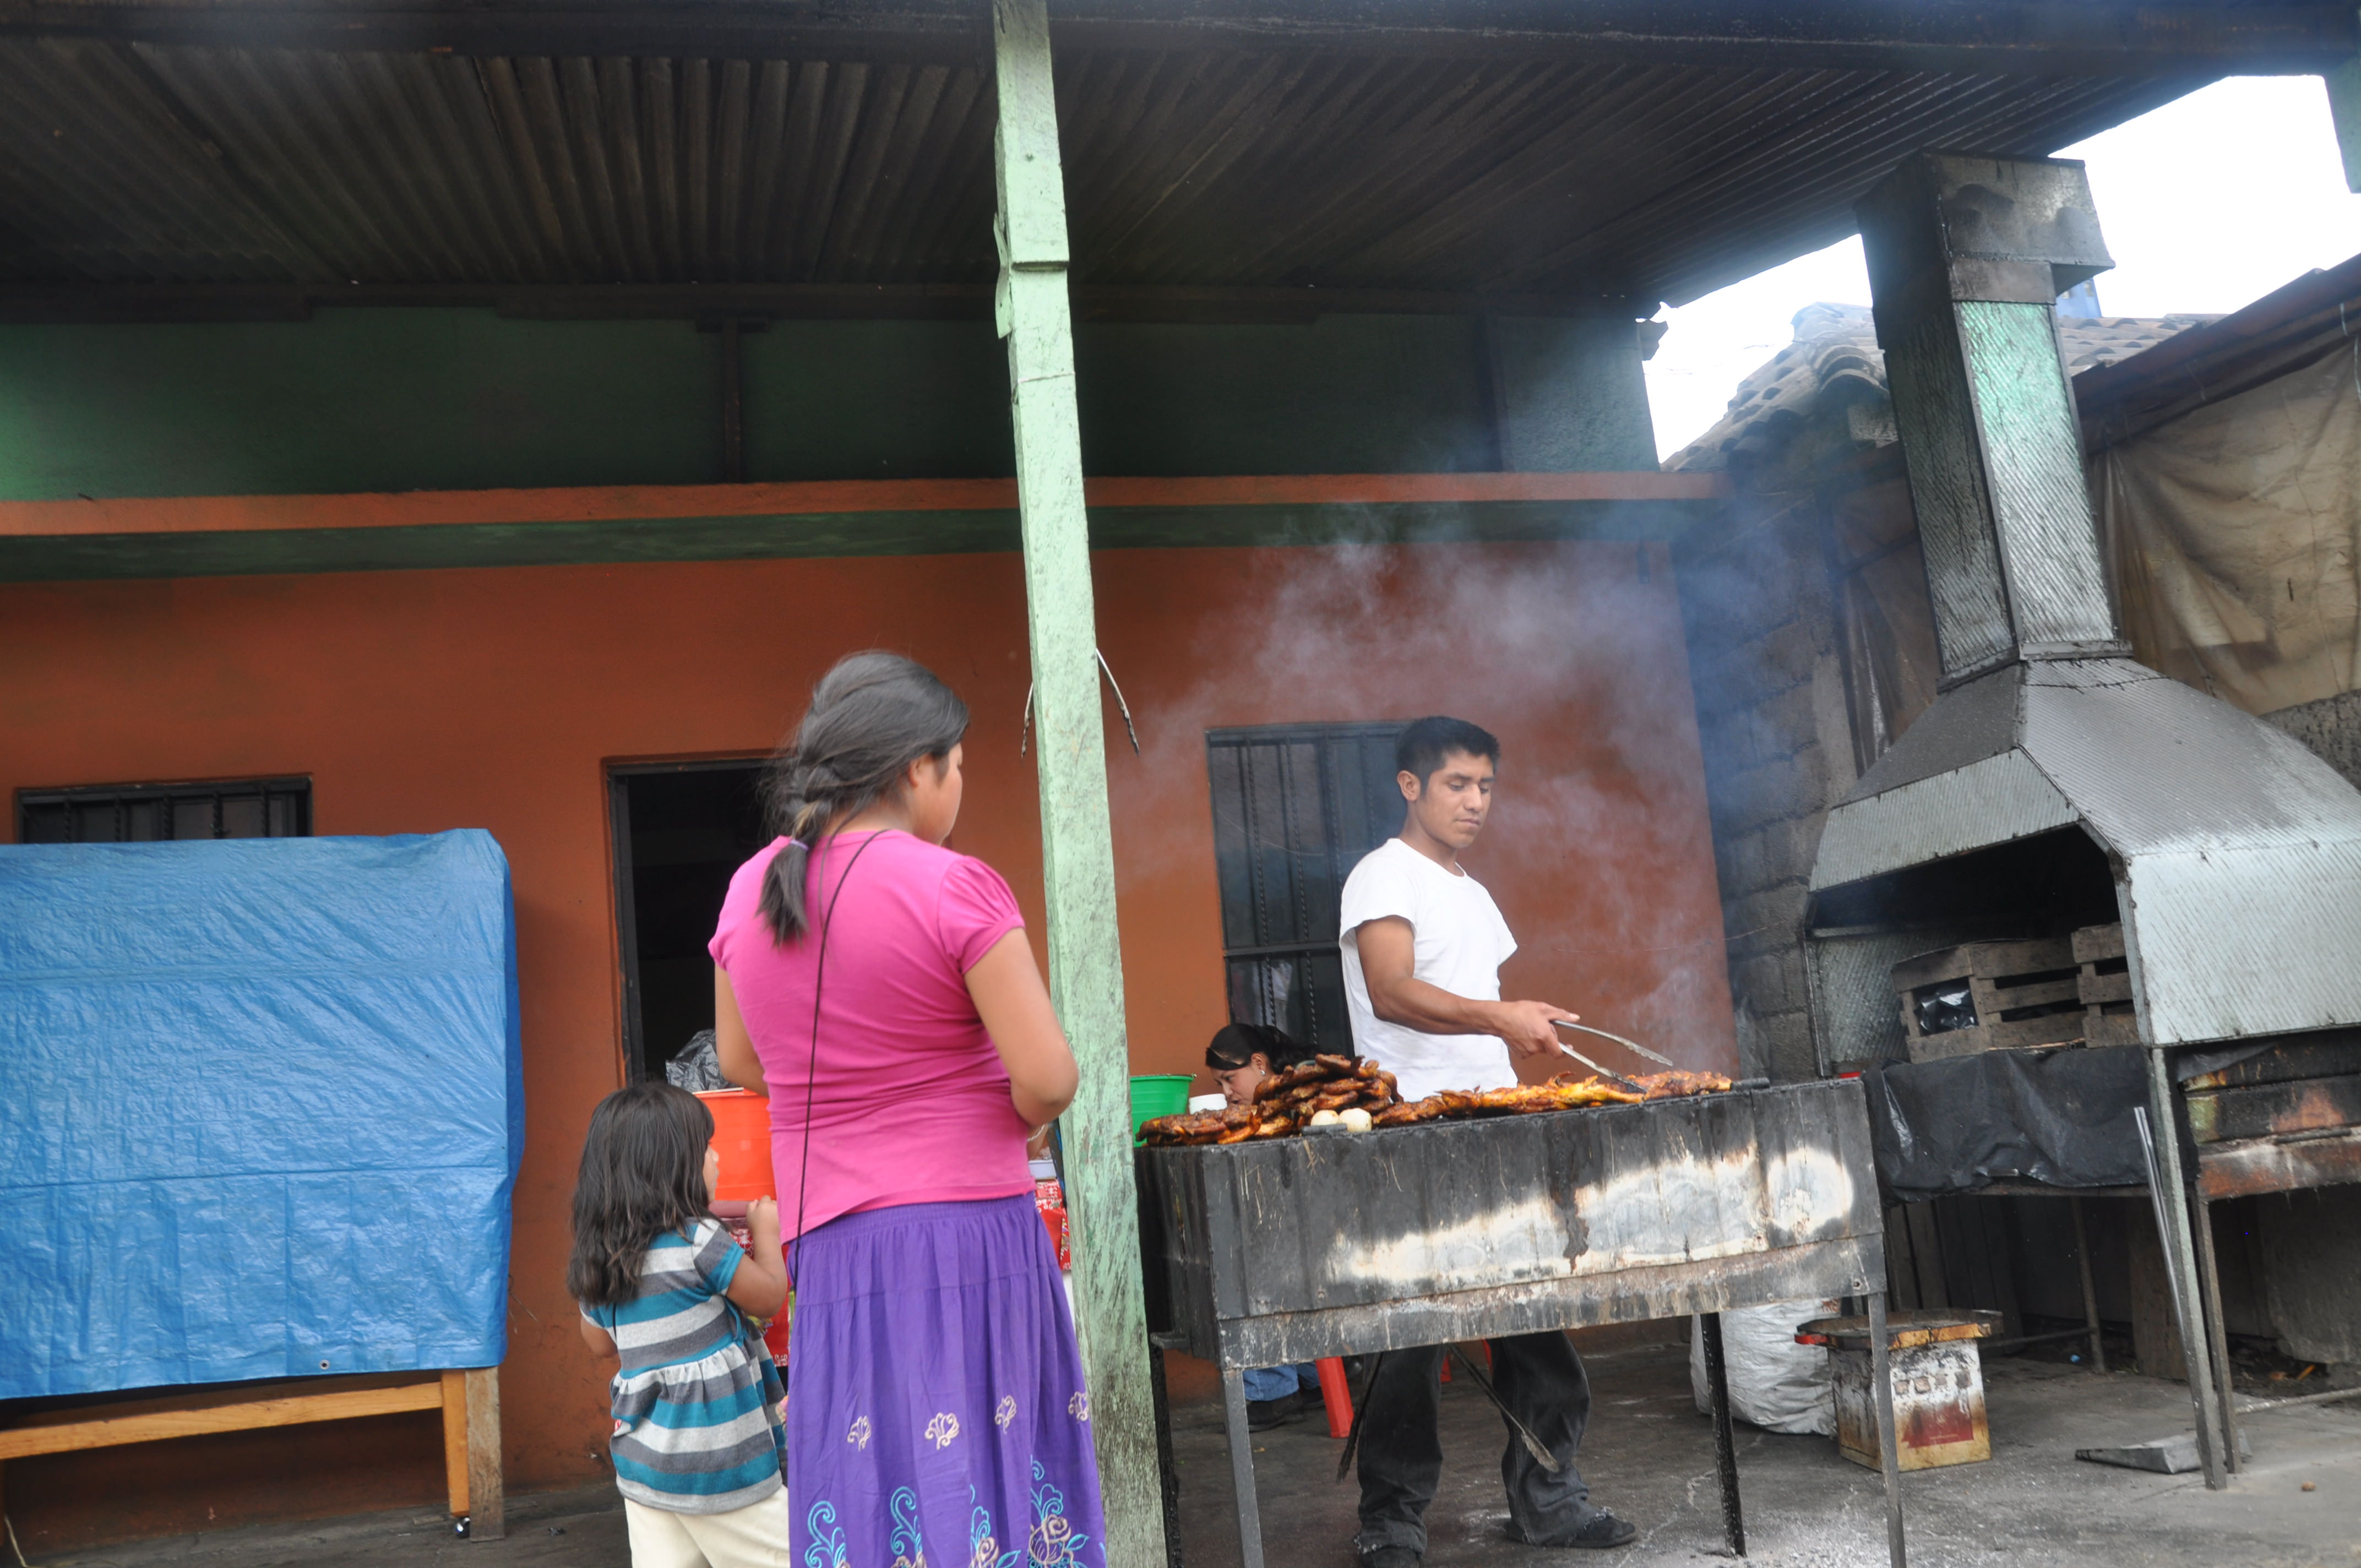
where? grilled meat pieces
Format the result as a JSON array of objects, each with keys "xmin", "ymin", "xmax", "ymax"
[
  {"xmin": 1141, "ymin": 1053, "xmax": 1400, "ymax": 1145},
  {"xmin": 1358, "ymin": 1069, "xmax": 1731, "ymax": 1134}
]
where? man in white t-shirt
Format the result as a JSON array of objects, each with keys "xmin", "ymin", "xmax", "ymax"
[{"xmin": 1340, "ymin": 716, "xmax": 1634, "ymax": 1562}]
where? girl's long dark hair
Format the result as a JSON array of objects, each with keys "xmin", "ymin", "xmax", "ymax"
[
  {"xmin": 567, "ymin": 1082, "xmax": 716, "ymax": 1306},
  {"xmin": 759, "ymin": 650, "xmax": 969, "ymax": 943}
]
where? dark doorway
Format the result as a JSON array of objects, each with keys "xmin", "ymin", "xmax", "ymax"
[{"xmin": 611, "ymin": 761, "xmax": 772, "ymax": 1082}]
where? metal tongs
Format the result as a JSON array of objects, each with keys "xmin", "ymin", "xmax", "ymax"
[{"xmin": 1551, "ymin": 1019, "xmax": 1673, "ymax": 1092}]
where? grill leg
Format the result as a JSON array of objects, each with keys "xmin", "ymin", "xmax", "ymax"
[
  {"xmin": 2140, "ymin": 1052, "xmax": 2228, "ymax": 1489},
  {"xmin": 1868, "ymin": 1292, "xmax": 1907, "ymax": 1568},
  {"xmin": 1220, "ymin": 1366, "xmax": 1266, "ymax": 1568},
  {"xmin": 1150, "ymin": 1349, "xmax": 1184, "ymax": 1567},
  {"xmin": 2192, "ymin": 1194, "xmax": 2242, "ymax": 1475},
  {"xmin": 1700, "ymin": 1312, "xmax": 1745, "ymax": 1556},
  {"xmin": 2070, "ymin": 1197, "xmax": 2107, "ymax": 1374}
]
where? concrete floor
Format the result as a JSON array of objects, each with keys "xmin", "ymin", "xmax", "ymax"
[{"xmin": 27, "ymin": 1344, "xmax": 2360, "ymax": 1568}]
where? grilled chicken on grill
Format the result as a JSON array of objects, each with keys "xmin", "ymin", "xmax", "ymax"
[
  {"xmin": 1142, "ymin": 1052, "xmax": 1399, "ymax": 1145},
  {"xmin": 1140, "ymin": 1058, "xmax": 1733, "ymax": 1146}
]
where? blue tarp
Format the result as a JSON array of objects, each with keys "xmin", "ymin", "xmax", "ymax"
[{"xmin": 0, "ymin": 830, "xmax": 523, "ymax": 1399}]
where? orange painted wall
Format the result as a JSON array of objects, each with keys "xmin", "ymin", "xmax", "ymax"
[{"xmin": 0, "ymin": 538, "xmax": 1731, "ymax": 1552}]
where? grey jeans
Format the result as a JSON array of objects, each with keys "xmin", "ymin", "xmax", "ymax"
[{"xmin": 1353, "ymin": 1332, "xmax": 1598, "ymax": 1555}]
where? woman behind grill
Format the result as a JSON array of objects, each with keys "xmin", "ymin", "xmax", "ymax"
[
  {"xmin": 1206, "ymin": 1021, "xmax": 1328, "ymax": 1430},
  {"xmin": 711, "ymin": 651, "xmax": 1105, "ymax": 1568}
]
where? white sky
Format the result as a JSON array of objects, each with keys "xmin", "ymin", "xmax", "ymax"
[{"xmin": 1641, "ymin": 76, "xmax": 2361, "ymax": 461}]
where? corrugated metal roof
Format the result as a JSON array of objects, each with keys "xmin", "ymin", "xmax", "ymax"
[
  {"xmin": 0, "ymin": 32, "xmax": 2238, "ymax": 306},
  {"xmin": 2078, "ymin": 248, "xmax": 2361, "ymax": 449}
]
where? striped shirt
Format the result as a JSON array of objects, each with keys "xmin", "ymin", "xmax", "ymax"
[{"xmin": 581, "ymin": 1219, "xmax": 786, "ymax": 1515}]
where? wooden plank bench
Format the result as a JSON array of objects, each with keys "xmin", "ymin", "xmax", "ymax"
[{"xmin": 0, "ymin": 1366, "xmax": 504, "ymax": 1540}]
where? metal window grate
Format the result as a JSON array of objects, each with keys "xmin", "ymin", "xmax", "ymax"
[
  {"xmin": 17, "ymin": 778, "xmax": 312, "ymax": 845},
  {"xmin": 1205, "ymin": 722, "xmax": 1405, "ymax": 1054}
]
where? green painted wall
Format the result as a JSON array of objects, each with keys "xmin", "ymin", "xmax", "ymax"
[
  {"xmin": 0, "ymin": 313, "xmax": 719, "ymax": 499},
  {"xmin": 0, "ymin": 308, "xmax": 1656, "ymax": 500},
  {"xmin": 1075, "ymin": 315, "xmax": 1493, "ymax": 475}
]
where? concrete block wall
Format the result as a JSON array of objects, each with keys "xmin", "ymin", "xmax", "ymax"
[
  {"xmin": 1669, "ymin": 490, "xmax": 1859, "ymax": 1082},
  {"xmin": 2264, "ymin": 688, "xmax": 2361, "ymax": 790}
]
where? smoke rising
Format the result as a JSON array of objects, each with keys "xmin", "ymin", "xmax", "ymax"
[{"xmin": 1095, "ymin": 533, "xmax": 1740, "ymax": 1074}]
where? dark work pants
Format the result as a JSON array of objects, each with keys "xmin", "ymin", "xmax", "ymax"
[{"xmin": 1354, "ymin": 1333, "xmax": 1596, "ymax": 1555}]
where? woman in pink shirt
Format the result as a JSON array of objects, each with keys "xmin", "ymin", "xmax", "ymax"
[{"xmin": 710, "ymin": 651, "xmax": 1101, "ymax": 1568}]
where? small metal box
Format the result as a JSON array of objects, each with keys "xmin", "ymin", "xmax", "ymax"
[{"xmin": 1799, "ymin": 1309, "xmax": 2000, "ymax": 1471}]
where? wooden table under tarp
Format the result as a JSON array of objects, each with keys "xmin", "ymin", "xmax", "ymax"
[{"xmin": 1135, "ymin": 1078, "xmax": 1911, "ymax": 1567}]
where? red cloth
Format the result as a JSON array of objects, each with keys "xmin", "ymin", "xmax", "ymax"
[{"xmin": 710, "ymin": 831, "xmax": 1033, "ymax": 1238}]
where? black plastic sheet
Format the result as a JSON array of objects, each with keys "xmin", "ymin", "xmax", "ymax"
[{"xmin": 1867, "ymin": 1049, "xmax": 2149, "ymax": 1200}]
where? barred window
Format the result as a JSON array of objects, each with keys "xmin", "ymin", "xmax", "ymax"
[
  {"xmin": 1205, "ymin": 722, "xmax": 1406, "ymax": 1055},
  {"xmin": 17, "ymin": 779, "xmax": 312, "ymax": 845}
]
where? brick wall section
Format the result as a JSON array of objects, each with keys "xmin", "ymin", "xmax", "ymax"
[
  {"xmin": 1671, "ymin": 484, "xmax": 1860, "ymax": 1082},
  {"xmin": 2264, "ymin": 689, "xmax": 2361, "ymax": 791}
]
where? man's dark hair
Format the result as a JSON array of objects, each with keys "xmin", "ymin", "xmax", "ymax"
[
  {"xmin": 1396, "ymin": 716, "xmax": 1500, "ymax": 785},
  {"xmin": 1206, "ymin": 1021, "xmax": 1314, "ymax": 1071}
]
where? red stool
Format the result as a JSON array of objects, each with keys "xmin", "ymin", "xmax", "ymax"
[{"xmin": 1316, "ymin": 1358, "xmax": 1352, "ymax": 1438}]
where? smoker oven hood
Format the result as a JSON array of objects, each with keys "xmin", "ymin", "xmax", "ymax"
[{"xmin": 1807, "ymin": 153, "xmax": 2361, "ymax": 1049}]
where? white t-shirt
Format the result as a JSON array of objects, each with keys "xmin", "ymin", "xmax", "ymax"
[{"xmin": 1338, "ymin": 837, "xmax": 1519, "ymax": 1102}]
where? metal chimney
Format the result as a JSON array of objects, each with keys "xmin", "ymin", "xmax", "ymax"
[
  {"xmin": 1809, "ymin": 153, "xmax": 2361, "ymax": 1050},
  {"xmin": 1857, "ymin": 153, "xmax": 2120, "ymax": 683}
]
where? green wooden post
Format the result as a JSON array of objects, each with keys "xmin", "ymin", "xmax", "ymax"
[
  {"xmin": 2331, "ymin": 47, "xmax": 2361, "ymax": 193},
  {"xmin": 991, "ymin": 1, "xmax": 1167, "ymax": 1562}
]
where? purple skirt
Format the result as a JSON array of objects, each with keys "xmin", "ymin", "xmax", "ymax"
[{"xmin": 787, "ymin": 1195, "xmax": 1105, "ymax": 1568}]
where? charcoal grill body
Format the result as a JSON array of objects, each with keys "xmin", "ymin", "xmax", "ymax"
[{"xmin": 1136, "ymin": 1080, "xmax": 1905, "ymax": 1566}]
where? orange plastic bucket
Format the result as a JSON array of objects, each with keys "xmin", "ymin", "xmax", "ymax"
[{"xmin": 697, "ymin": 1090, "xmax": 775, "ymax": 1202}]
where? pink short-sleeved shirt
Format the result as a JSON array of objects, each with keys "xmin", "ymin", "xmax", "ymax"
[{"xmin": 708, "ymin": 830, "xmax": 1035, "ymax": 1238}]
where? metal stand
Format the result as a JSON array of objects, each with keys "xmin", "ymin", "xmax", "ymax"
[
  {"xmin": 2137, "ymin": 1051, "xmax": 2229, "ymax": 1489},
  {"xmin": 2070, "ymin": 1196, "xmax": 2107, "ymax": 1373},
  {"xmin": 1868, "ymin": 1292, "xmax": 1907, "ymax": 1568},
  {"xmin": 2190, "ymin": 1194, "xmax": 2242, "ymax": 1474},
  {"xmin": 1220, "ymin": 1366, "xmax": 1266, "ymax": 1568},
  {"xmin": 1150, "ymin": 1348, "xmax": 1185, "ymax": 1567},
  {"xmin": 1700, "ymin": 1312, "xmax": 1746, "ymax": 1556}
]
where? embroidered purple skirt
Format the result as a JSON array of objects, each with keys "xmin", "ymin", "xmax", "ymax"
[{"xmin": 787, "ymin": 1195, "xmax": 1105, "ymax": 1568}]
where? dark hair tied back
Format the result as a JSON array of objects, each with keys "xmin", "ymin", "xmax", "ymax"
[{"xmin": 759, "ymin": 651, "xmax": 970, "ymax": 942}]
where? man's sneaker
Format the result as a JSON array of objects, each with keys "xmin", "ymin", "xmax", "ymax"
[
  {"xmin": 1361, "ymin": 1548, "xmax": 1422, "ymax": 1568},
  {"xmin": 1245, "ymin": 1397, "xmax": 1305, "ymax": 1432},
  {"xmin": 1529, "ymin": 1512, "xmax": 1638, "ymax": 1550}
]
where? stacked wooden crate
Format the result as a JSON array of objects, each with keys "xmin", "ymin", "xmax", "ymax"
[
  {"xmin": 2072, "ymin": 923, "xmax": 2139, "ymax": 1047},
  {"xmin": 1891, "ymin": 939, "xmax": 2084, "ymax": 1062}
]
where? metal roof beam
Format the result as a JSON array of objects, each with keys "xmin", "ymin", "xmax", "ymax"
[
  {"xmin": 0, "ymin": 2, "xmax": 2348, "ymax": 74},
  {"xmin": 0, "ymin": 280, "xmax": 1654, "ymax": 322}
]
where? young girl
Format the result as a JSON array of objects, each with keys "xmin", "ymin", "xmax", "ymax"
[
  {"xmin": 569, "ymin": 1082, "xmax": 792, "ymax": 1568},
  {"xmin": 708, "ymin": 651, "xmax": 1103, "ymax": 1568}
]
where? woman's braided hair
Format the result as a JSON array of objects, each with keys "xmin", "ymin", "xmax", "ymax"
[{"xmin": 757, "ymin": 651, "xmax": 970, "ymax": 943}]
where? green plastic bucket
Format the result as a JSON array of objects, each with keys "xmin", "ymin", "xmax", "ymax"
[{"xmin": 1129, "ymin": 1074, "xmax": 1195, "ymax": 1139}]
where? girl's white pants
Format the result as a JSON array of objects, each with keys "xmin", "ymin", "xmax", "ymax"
[{"xmin": 624, "ymin": 1489, "xmax": 792, "ymax": 1568}]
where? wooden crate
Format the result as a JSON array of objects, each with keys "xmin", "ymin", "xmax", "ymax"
[
  {"xmin": 2072, "ymin": 923, "xmax": 2139, "ymax": 1047},
  {"xmin": 1892, "ymin": 938, "xmax": 2083, "ymax": 1062}
]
